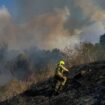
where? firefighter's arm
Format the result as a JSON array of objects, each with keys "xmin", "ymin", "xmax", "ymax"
[{"xmin": 60, "ymin": 65, "xmax": 69, "ymax": 72}]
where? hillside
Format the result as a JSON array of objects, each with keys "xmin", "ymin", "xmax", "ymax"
[{"xmin": 1, "ymin": 61, "xmax": 105, "ymax": 105}]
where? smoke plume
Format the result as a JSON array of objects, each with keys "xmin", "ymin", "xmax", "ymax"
[
  {"xmin": 75, "ymin": 0, "xmax": 105, "ymax": 22},
  {"xmin": 0, "ymin": 0, "xmax": 105, "ymax": 85},
  {"xmin": 0, "ymin": 0, "xmax": 105, "ymax": 49},
  {"xmin": 0, "ymin": 6, "xmax": 81, "ymax": 50},
  {"xmin": 75, "ymin": 0, "xmax": 105, "ymax": 43}
]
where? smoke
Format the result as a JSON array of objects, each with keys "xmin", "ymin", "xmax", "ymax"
[
  {"xmin": 0, "ymin": 64, "xmax": 13, "ymax": 86},
  {"xmin": 75, "ymin": 0, "xmax": 105, "ymax": 22},
  {"xmin": 22, "ymin": 6, "xmax": 78, "ymax": 49},
  {"xmin": 1, "ymin": 0, "xmax": 105, "ymax": 86},
  {"xmin": 80, "ymin": 22, "xmax": 105, "ymax": 43},
  {"xmin": 23, "ymin": 7, "xmax": 69, "ymax": 46},
  {"xmin": 0, "ymin": 0, "xmax": 105, "ymax": 50},
  {"xmin": 14, "ymin": 0, "xmax": 71, "ymax": 22},
  {"xmin": 0, "ymin": 6, "xmax": 17, "ymax": 48},
  {"xmin": 0, "ymin": 6, "xmax": 81, "ymax": 50},
  {"xmin": 0, "ymin": 5, "xmax": 80, "ymax": 85},
  {"xmin": 74, "ymin": 0, "xmax": 105, "ymax": 43}
]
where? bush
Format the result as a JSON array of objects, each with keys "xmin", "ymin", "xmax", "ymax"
[{"xmin": 64, "ymin": 42, "xmax": 105, "ymax": 67}]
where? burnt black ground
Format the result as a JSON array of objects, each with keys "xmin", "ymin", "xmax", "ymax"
[{"xmin": 1, "ymin": 61, "xmax": 105, "ymax": 105}]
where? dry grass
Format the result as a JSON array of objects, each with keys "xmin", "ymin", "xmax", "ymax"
[
  {"xmin": 0, "ymin": 68, "xmax": 54, "ymax": 102},
  {"xmin": 0, "ymin": 79, "xmax": 27, "ymax": 102}
]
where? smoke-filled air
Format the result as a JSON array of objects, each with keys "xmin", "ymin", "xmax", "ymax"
[
  {"xmin": 1, "ymin": 0, "xmax": 105, "ymax": 103},
  {"xmin": 0, "ymin": 0, "xmax": 105, "ymax": 49}
]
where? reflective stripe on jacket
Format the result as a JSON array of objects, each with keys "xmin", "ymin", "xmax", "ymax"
[{"xmin": 55, "ymin": 64, "xmax": 69, "ymax": 77}]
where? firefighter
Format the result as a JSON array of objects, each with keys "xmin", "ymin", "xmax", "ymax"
[{"xmin": 54, "ymin": 60, "xmax": 69, "ymax": 93}]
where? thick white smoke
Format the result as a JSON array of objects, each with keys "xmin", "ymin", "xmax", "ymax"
[
  {"xmin": 75, "ymin": 0, "xmax": 105, "ymax": 43},
  {"xmin": 0, "ymin": 0, "xmax": 105, "ymax": 50},
  {"xmin": 0, "ymin": 6, "xmax": 81, "ymax": 50}
]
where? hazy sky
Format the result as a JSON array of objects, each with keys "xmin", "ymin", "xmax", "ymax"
[{"xmin": 0, "ymin": 0, "xmax": 105, "ymax": 49}]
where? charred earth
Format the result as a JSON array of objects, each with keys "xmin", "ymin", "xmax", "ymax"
[{"xmin": 1, "ymin": 61, "xmax": 105, "ymax": 105}]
